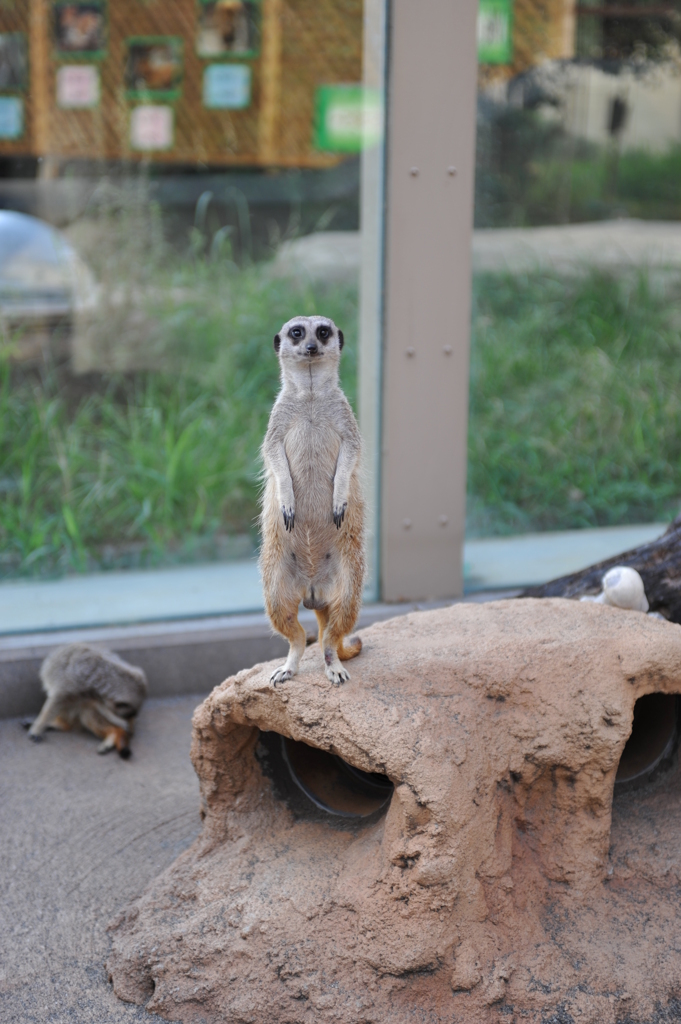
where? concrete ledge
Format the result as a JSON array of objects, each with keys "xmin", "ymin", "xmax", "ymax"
[{"xmin": 0, "ymin": 593, "xmax": 517, "ymax": 719}]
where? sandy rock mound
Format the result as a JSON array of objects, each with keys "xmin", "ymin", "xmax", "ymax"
[{"xmin": 108, "ymin": 598, "xmax": 681, "ymax": 1023}]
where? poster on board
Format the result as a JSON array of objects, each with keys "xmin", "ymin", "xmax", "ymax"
[
  {"xmin": 53, "ymin": 3, "xmax": 106, "ymax": 57},
  {"xmin": 125, "ymin": 38, "xmax": 183, "ymax": 98},
  {"xmin": 314, "ymin": 85, "xmax": 382, "ymax": 153},
  {"xmin": 0, "ymin": 97, "xmax": 23, "ymax": 139},
  {"xmin": 203, "ymin": 64, "xmax": 251, "ymax": 109},
  {"xmin": 0, "ymin": 34, "xmax": 27, "ymax": 91},
  {"xmin": 57, "ymin": 65, "xmax": 100, "ymax": 108},
  {"xmin": 197, "ymin": 1, "xmax": 260, "ymax": 58},
  {"xmin": 130, "ymin": 105, "xmax": 174, "ymax": 151},
  {"xmin": 477, "ymin": 0, "xmax": 513, "ymax": 64}
]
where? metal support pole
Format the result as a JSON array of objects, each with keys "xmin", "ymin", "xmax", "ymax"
[
  {"xmin": 358, "ymin": 0, "xmax": 388, "ymax": 602},
  {"xmin": 380, "ymin": 0, "xmax": 478, "ymax": 601}
]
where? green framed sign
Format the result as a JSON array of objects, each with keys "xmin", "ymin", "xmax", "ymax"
[
  {"xmin": 0, "ymin": 34, "xmax": 28, "ymax": 92},
  {"xmin": 53, "ymin": 2, "xmax": 107, "ymax": 61},
  {"xmin": 125, "ymin": 37, "xmax": 183, "ymax": 101},
  {"xmin": 314, "ymin": 85, "xmax": 382, "ymax": 153},
  {"xmin": 477, "ymin": 0, "xmax": 513, "ymax": 64},
  {"xmin": 196, "ymin": 0, "xmax": 261, "ymax": 60}
]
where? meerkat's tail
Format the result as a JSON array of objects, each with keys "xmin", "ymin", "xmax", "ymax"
[{"xmin": 337, "ymin": 635, "xmax": 362, "ymax": 661}]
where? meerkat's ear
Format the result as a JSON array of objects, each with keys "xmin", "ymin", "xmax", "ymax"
[
  {"xmin": 273, "ymin": 333, "xmax": 281, "ymax": 353},
  {"xmin": 338, "ymin": 329, "xmax": 344, "ymax": 350}
]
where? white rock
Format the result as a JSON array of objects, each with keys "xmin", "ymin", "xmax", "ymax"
[{"xmin": 580, "ymin": 566, "xmax": 649, "ymax": 613}]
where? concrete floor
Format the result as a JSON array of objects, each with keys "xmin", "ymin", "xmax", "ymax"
[{"xmin": 0, "ymin": 695, "xmax": 206, "ymax": 1024}]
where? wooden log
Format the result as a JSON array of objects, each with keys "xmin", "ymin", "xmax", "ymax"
[{"xmin": 521, "ymin": 515, "xmax": 681, "ymax": 623}]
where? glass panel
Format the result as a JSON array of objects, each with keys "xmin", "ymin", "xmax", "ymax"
[
  {"xmin": 0, "ymin": 0, "xmax": 385, "ymax": 631},
  {"xmin": 467, "ymin": 0, "xmax": 681, "ymax": 590}
]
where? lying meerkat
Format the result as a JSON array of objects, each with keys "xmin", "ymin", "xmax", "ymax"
[
  {"xmin": 25, "ymin": 643, "xmax": 147, "ymax": 758},
  {"xmin": 260, "ymin": 314, "xmax": 365, "ymax": 686}
]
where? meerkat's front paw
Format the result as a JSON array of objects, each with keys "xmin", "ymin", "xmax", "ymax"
[
  {"xmin": 333, "ymin": 501, "xmax": 347, "ymax": 529},
  {"xmin": 282, "ymin": 506, "xmax": 295, "ymax": 532},
  {"xmin": 28, "ymin": 731, "xmax": 44, "ymax": 743},
  {"xmin": 270, "ymin": 666, "xmax": 294, "ymax": 686}
]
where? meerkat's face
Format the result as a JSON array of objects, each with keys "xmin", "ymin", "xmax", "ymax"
[
  {"xmin": 103, "ymin": 666, "xmax": 147, "ymax": 720},
  {"xmin": 108, "ymin": 697, "xmax": 140, "ymax": 720},
  {"xmin": 273, "ymin": 315, "xmax": 344, "ymax": 369}
]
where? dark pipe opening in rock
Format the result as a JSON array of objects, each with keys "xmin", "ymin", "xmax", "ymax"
[
  {"xmin": 256, "ymin": 731, "xmax": 393, "ymax": 825},
  {"xmin": 615, "ymin": 693, "xmax": 679, "ymax": 789}
]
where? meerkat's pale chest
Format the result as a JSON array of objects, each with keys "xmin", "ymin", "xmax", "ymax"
[{"xmin": 284, "ymin": 416, "xmax": 341, "ymax": 500}]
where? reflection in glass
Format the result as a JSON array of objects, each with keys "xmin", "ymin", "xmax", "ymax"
[
  {"xmin": 0, "ymin": 33, "xmax": 27, "ymax": 91},
  {"xmin": 0, "ymin": 0, "xmax": 380, "ymax": 615},
  {"xmin": 53, "ymin": 3, "xmax": 105, "ymax": 56},
  {"xmin": 197, "ymin": 0, "xmax": 260, "ymax": 58},
  {"xmin": 468, "ymin": 0, "xmax": 681, "ymax": 587},
  {"xmin": 125, "ymin": 39, "xmax": 183, "ymax": 98}
]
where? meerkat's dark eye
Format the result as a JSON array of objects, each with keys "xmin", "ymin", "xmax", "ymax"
[
  {"xmin": 316, "ymin": 325, "xmax": 331, "ymax": 342},
  {"xmin": 289, "ymin": 325, "xmax": 305, "ymax": 343}
]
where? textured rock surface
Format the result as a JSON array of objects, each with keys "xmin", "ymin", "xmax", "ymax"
[{"xmin": 108, "ymin": 599, "xmax": 681, "ymax": 1022}]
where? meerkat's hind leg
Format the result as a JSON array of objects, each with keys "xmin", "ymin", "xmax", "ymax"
[
  {"xmin": 324, "ymin": 651, "xmax": 350, "ymax": 686},
  {"xmin": 22, "ymin": 712, "xmax": 72, "ymax": 732},
  {"xmin": 314, "ymin": 607, "xmax": 329, "ymax": 650},
  {"xmin": 79, "ymin": 705, "xmax": 131, "ymax": 758},
  {"xmin": 268, "ymin": 599, "xmax": 307, "ymax": 685},
  {"xmin": 321, "ymin": 603, "xmax": 362, "ymax": 686},
  {"xmin": 315, "ymin": 606, "xmax": 350, "ymax": 685},
  {"xmin": 96, "ymin": 732, "xmax": 117, "ymax": 755},
  {"xmin": 27, "ymin": 694, "xmax": 65, "ymax": 742},
  {"xmin": 96, "ymin": 729, "xmax": 131, "ymax": 758},
  {"xmin": 315, "ymin": 607, "xmax": 361, "ymax": 668}
]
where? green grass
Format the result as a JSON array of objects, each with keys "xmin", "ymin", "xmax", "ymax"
[
  {"xmin": 468, "ymin": 269, "xmax": 681, "ymax": 535},
  {"xmin": 0, "ymin": 260, "xmax": 358, "ymax": 578},
  {"xmin": 519, "ymin": 146, "xmax": 681, "ymax": 225},
  {"xmin": 475, "ymin": 106, "xmax": 681, "ymax": 227},
  {"xmin": 3, "ymin": 230, "xmax": 681, "ymax": 577}
]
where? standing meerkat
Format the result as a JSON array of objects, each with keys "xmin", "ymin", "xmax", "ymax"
[
  {"xmin": 25, "ymin": 643, "xmax": 147, "ymax": 758},
  {"xmin": 260, "ymin": 314, "xmax": 365, "ymax": 686}
]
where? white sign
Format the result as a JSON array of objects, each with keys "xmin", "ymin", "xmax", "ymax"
[
  {"xmin": 327, "ymin": 103, "xmax": 362, "ymax": 138},
  {"xmin": 130, "ymin": 105, "xmax": 174, "ymax": 151},
  {"xmin": 57, "ymin": 65, "xmax": 100, "ymax": 109}
]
